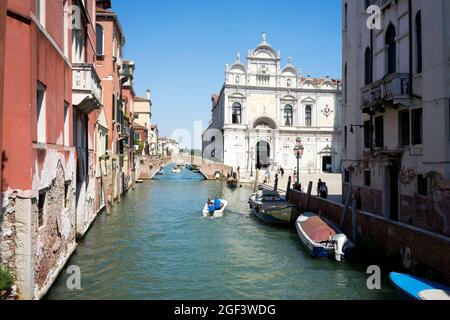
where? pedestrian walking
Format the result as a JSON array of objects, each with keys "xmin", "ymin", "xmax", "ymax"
[{"xmin": 317, "ymin": 179, "xmax": 324, "ymax": 196}]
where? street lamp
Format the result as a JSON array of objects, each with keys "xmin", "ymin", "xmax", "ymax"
[{"xmin": 293, "ymin": 137, "xmax": 304, "ymax": 188}]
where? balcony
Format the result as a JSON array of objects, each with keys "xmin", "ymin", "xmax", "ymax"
[
  {"xmin": 72, "ymin": 63, "xmax": 102, "ymax": 114},
  {"xmin": 361, "ymin": 73, "xmax": 411, "ymax": 113},
  {"xmin": 366, "ymin": 0, "xmax": 392, "ymax": 10}
]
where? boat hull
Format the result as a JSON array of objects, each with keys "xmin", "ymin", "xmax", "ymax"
[
  {"xmin": 389, "ymin": 272, "xmax": 450, "ymax": 300},
  {"xmin": 295, "ymin": 213, "xmax": 355, "ymax": 260},
  {"xmin": 249, "ymin": 196, "xmax": 299, "ymax": 226},
  {"xmin": 203, "ymin": 200, "xmax": 228, "ymax": 218}
]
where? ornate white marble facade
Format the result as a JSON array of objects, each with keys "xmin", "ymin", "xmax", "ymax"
[{"xmin": 204, "ymin": 34, "xmax": 342, "ymax": 174}]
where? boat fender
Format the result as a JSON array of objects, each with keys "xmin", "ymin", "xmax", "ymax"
[{"xmin": 331, "ymin": 234, "xmax": 348, "ymax": 262}]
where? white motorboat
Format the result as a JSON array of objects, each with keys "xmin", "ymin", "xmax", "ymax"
[
  {"xmin": 171, "ymin": 167, "xmax": 181, "ymax": 174},
  {"xmin": 295, "ymin": 212, "xmax": 355, "ymax": 262},
  {"xmin": 202, "ymin": 200, "xmax": 228, "ymax": 218}
]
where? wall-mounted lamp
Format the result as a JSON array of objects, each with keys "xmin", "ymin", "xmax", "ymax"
[{"xmin": 349, "ymin": 124, "xmax": 365, "ymax": 134}]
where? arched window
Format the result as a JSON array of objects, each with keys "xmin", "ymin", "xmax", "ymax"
[
  {"xmin": 96, "ymin": 24, "xmax": 104, "ymax": 56},
  {"xmin": 416, "ymin": 11, "xmax": 422, "ymax": 74},
  {"xmin": 364, "ymin": 47, "xmax": 373, "ymax": 85},
  {"xmin": 305, "ymin": 105, "xmax": 312, "ymax": 127},
  {"xmin": 232, "ymin": 103, "xmax": 242, "ymax": 124},
  {"xmin": 385, "ymin": 24, "xmax": 396, "ymax": 75},
  {"xmin": 344, "ymin": 63, "xmax": 347, "ymax": 103},
  {"xmin": 284, "ymin": 105, "xmax": 293, "ymax": 126}
]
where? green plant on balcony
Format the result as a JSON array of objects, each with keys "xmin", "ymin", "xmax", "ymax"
[
  {"xmin": 0, "ymin": 267, "xmax": 14, "ymax": 299},
  {"xmin": 134, "ymin": 139, "xmax": 144, "ymax": 154}
]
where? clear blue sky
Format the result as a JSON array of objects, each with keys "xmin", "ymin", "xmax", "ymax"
[{"xmin": 114, "ymin": 0, "xmax": 342, "ymax": 146}]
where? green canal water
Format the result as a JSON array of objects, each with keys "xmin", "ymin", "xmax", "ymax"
[{"xmin": 47, "ymin": 165, "xmax": 397, "ymax": 300}]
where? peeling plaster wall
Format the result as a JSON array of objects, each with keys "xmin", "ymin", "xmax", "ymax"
[{"xmin": 1, "ymin": 149, "xmax": 77, "ymax": 299}]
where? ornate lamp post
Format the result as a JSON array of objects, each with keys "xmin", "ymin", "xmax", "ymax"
[{"xmin": 293, "ymin": 138, "xmax": 304, "ymax": 189}]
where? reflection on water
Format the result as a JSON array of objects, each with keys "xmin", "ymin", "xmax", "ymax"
[{"xmin": 47, "ymin": 165, "xmax": 397, "ymax": 300}]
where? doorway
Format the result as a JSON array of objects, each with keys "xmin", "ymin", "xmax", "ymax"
[
  {"xmin": 322, "ymin": 156, "xmax": 332, "ymax": 172},
  {"xmin": 256, "ymin": 141, "xmax": 271, "ymax": 169},
  {"xmin": 385, "ymin": 164, "xmax": 399, "ymax": 221}
]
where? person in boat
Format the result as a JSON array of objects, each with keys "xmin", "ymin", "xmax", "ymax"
[
  {"xmin": 214, "ymin": 197, "xmax": 224, "ymax": 210},
  {"xmin": 208, "ymin": 201, "xmax": 216, "ymax": 216}
]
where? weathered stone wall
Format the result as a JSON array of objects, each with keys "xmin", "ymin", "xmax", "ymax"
[
  {"xmin": 289, "ymin": 189, "xmax": 450, "ymax": 285},
  {"xmin": 343, "ymin": 174, "xmax": 450, "ymax": 237},
  {"xmin": 34, "ymin": 161, "xmax": 76, "ymax": 298}
]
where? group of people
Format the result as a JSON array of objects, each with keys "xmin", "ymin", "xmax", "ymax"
[
  {"xmin": 317, "ymin": 179, "xmax": 329, "ymax": 199},
  {"xmin": 207, "ymin": 197, "xmax": 224, "ymax": 215}
]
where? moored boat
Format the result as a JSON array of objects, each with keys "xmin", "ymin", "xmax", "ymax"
[
  {"xmin": 389, "ymin": 272, "xmax": 450, "ymax": 300},
  {"xmin": 155, "ymin": 167, "xmax": 165, "ymax": 175},
  {"xmin": 226, "ymin": 177, "xmax": 238, "ymax": 188},
  {"xmin": 202, "ymin": 200, "xmax": 228, "ymax": 218},
  {"xmin": 295, "ymin": 212, "xmax": 355, "ymax": 261},
  {"xmin": 171, "ymin": 167, "xmax": 181, "ymax": 174},
  {"xmin": 248, "ymin": 189, "xmax": 300, "ymax": 226}
]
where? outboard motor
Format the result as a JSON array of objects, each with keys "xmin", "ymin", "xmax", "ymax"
[{"xmin": 331, "ymin": 234, "xmax": 348, "ymax": 262}]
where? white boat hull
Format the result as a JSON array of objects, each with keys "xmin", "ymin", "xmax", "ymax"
[{"xmin": 203, "ymin": 200, "xmax": 228, "ymax": 218}]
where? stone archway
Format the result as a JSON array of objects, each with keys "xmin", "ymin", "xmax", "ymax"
[{"xmin": 256, "ymin": 141, "xmax": 271, "ymax": 169}]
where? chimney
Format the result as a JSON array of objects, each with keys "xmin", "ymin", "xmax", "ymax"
[{"xmin": 146, "ymin": 89, "xmax": 152, "ymax": 101}]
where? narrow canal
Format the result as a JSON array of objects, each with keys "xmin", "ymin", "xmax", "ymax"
[{"xmin": 47, "ymin": 165, "xmax": 397, "ymax": 300}]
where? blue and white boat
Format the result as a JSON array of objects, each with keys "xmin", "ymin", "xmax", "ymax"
[
  {"xmin": 389, "ymin": 272, "xmax": 450, "ymax": 300},
  {"xmin": 295, "ymin": 212, "xmax": 355, "ymax": 262}
]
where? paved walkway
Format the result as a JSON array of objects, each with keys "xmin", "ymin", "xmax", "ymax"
[{"xmin": 242, "ymin": 170, "xmax": 343, "ymax": 204}]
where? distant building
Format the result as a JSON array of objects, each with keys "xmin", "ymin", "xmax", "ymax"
[
  {"xmin": 158, "ymin": 138, "xmax": 180, "ymax": 157},
  {"xmin": 96, "ymin": 4, "xmax": 126, "ymax": 202},
  {"xmin": 149, "ymin": 124, "xmax": 159, "ymax": 157},
  {"xmin": 342, "ymin": 0, "xmax": 450, "ymax": 236},
  {"xmin": 204, "ymin": 34, "xmax": 342, "ymax": 174}
]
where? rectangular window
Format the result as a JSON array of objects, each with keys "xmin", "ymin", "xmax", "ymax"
[
  {"xmin": 64, "ymin": 102, "xmax": 70, "ymax": 146},
  {"xmin": 375, "ymin": 116, "xmax": 384, "ymax": 148},
  {"xmin": 344, "ymin": 169, "xmax": 350, "ymax": 183},
  {"xmin": 417, "ymin": 174, "xmax": 428, "ymax": 196},
  {"xmin": 64, "ymin": 182, "xmax": 70, "ymax": 209},
  {"xmin": 364, "ymin": 170, "xmax": 371, "ymax": 187},
  {"xmin": 399, "ymin": 110, "xmax": 410, "ymax": 146},
  {"xmin": 38, "ymin": 191, "xmax": 46, "ymax": 227},
  {"xmin": 112, "ymin": 94, "xmax": 116, "ymax": 121},
  {"xmin": 364, "ymin": 120, "xmax": 372, "ymax": 148},
  {"xmin": 411, "ymin": 108, "xmax": 423, "ymax": 145},
  {"xmin": 344, "ymin": 3, "xmax": 348, "ymax": 31},
  {"xmin": 37, "ymin": 82, "xmax": 46, "ymax": 143}
]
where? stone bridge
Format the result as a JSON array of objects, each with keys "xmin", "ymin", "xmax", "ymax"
[{"xmin": 138, "ymin": 155, "xmax": 232, "ymax": 180}]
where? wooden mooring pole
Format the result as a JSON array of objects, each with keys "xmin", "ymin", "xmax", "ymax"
[
  {"xmin": 304, "ymin": 181, "xmax": 313, "ymax": 211},
  {"xmin": 286, "ymin": 176, "xmax": 292, "ymax": 202}
]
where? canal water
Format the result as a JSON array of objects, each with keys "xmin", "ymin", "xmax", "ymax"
[{"xmin": 47, "ymin": 165, "xmax": 397, "ymax": 300}]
